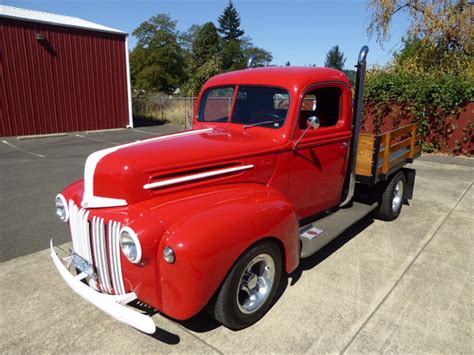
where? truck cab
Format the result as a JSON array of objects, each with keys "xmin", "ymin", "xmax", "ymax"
[
  {"xmin": 51, "ymin": 47, "xmax": 420, "ymax": 333},
  {"xmin": 194, "ymin": 67, "xmax": 353, "ymax": 218}
]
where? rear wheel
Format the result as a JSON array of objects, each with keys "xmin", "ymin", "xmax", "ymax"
[
  {"xmin": 210, "ymin": 241, "xmax": 282, "ymax": 330},
  {"xmin": 376, "ymin": 171, "xmax": 406, "ymax": 221}
]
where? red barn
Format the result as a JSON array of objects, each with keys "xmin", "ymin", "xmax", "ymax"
[{"xmin": 0, "ymin": 5, "xmax": 133, "ymax": 137}]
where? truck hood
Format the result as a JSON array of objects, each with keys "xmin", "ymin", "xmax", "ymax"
[{"xmin": 81, "ymin": 127, "xmax": 281, "ymax": 208}]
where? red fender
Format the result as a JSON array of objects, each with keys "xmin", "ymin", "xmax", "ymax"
[{"xmin": 156, "ymin": 183, "xmax": 299, "ymax": 320}]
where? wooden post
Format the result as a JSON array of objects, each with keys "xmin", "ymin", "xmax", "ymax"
[
  {"xmin": 409, "ymin": 124, "xmax": 416, "ymax": 159},
  {"xmin": 383, "ymin": 132, "xmax": 391, "ymax": 174}
]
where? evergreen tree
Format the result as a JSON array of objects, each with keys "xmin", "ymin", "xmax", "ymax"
[
  {"xmin": 218, "ymin": 1, "xmax": 245, "ymax": 42},
  {"xmin": 324, "ymin": 45, "xmax": 346, "ymax": 70},
  {"xmin": 285, "ymin": 61, "xmax": 291, "ymax": 66}
]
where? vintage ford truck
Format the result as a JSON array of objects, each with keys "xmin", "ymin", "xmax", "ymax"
[{"xmin": 51, "ymin": 46, "xmax": 421, "ymax": 333}]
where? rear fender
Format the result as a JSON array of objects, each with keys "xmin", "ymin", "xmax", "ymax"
[{"xmin": 158, "ymin": 183, "xmax": 299, "ymax": 320}]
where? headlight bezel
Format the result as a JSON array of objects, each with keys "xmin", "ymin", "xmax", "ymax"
[
  {"xmin": 119, "ymin": 226, "xmax": 142, "ymax": 264},
  {"xmin": 55, "ymin": 194, "xmax": 69, "ymax": 222}
]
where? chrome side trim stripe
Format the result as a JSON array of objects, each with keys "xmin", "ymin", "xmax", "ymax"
[{"xmin": 143, "ymin": 164, "xmax": 255, "ymax": 190}]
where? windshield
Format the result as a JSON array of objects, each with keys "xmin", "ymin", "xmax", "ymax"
[{"xmin": 198, "ymin": 86, "xmax": 290, "ymax": 129}]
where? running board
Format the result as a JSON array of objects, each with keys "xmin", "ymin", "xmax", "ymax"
[{"xmin": 299, "ymin": 202, "xmax": 378, "ymax": 258}]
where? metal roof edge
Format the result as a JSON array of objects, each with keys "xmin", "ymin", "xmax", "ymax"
[{"xmin": 0, "ymin": 5, "xmax": 127, "ymax": 36}]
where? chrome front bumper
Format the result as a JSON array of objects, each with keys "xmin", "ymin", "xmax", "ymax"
[{"xmin": 50, "ymin": 240, "xmax": 156, "ymax": 334}]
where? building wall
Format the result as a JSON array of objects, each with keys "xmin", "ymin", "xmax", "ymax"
[{"xmin": 1, "ymin": 18, "xmax": 129, "ymax": 137}]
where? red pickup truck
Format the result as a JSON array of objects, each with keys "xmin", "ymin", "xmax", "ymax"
[{"xmin": 51, "ymin": 46, "xmax": 421, "ymax": 333}]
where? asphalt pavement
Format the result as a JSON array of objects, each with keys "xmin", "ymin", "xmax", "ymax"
[
  {"xmin": 0, "ymin": 126, "xmax": 472, "ymax": 353},
  {"xmin": 0, "ymin": 125, "xmax": 180, "ymax": 262}
]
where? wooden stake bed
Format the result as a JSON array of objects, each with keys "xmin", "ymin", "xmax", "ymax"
[{"xmin": 355, "ymin": 123, "xmax": 421, "ymax": 184}]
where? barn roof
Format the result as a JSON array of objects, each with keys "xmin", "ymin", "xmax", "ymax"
[{"xmin": 0, "ymin": 5, "xmax": 127, "ymax": 35}]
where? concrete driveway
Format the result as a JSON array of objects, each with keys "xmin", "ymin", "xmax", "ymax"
[{"xmin": 0, "ymin": 126, "xmax": 472, "ymax": 353}]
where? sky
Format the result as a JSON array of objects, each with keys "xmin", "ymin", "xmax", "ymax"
[{"xmin": 3, "ymin": 0, "xmax": 411, "ymax": 68}]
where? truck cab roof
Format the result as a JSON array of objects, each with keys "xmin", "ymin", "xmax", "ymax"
[{"xmin": 203, "ymin": 67, "xmax": 351, "ymax": 92}]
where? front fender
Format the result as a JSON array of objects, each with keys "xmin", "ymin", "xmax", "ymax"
[{"xmin": 157, "ymin": 183, "xmax": 299, "ymax": 320}]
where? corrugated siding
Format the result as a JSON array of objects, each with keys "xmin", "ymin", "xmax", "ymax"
[{"xmin": 0, "ymin": 18, "xmax": 129, "ymax": 137}]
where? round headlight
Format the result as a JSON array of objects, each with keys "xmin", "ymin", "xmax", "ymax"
[
  {"xmin": 119, "ymin": 227, "xmax": 142, "ymax": 264},
  {"xmin": 55, "ymin": 194, "xmax": 68, "ymax": 222},
  {"xmin": 163, "ymin": 246, "xmax": 175, "ymax": 264}
]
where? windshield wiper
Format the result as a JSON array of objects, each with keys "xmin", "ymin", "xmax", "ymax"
[{"xmin": 243, "ymin": 119, "xmax": 285, "ymax": 129}]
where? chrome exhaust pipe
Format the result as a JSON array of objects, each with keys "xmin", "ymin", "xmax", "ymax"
[{"xmin": 340, "ymin": 45, "xmax": 369, "ymax": 207}]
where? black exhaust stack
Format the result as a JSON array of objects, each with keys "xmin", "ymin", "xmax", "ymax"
[{"xmin": 340, "ymin": 45, "xmax": 369, "ymax": 207}]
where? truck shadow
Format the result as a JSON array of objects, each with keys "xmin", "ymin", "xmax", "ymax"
[
  {"xmin": 289, "ymin": 213, "xmax": 375, "ymax": 285},
  {"xmin": 172, "ymin": 213, "xmax": 375, "ymax": 335},
  {"xmin": 129, "ymin": 300, "xmax": 181, "ymax": 344}
]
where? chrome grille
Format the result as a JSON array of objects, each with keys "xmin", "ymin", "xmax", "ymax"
[{"xmin": 68, "ymin": 201, "xmax": 125, "ymax": 295}]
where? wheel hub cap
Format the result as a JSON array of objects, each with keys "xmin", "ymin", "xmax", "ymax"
[
  {"xmin": 392, "ymin": 180, "xmax": 404, "ymax": 213},
  {"xmin": 237, "ymin": 254, "xmax": 275, "ymax": 314}
]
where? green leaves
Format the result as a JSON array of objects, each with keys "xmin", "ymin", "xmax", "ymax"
[
  {"xmin": 131, "ymin": 2, "xmax": 273, "ymax": 96},
  {"xmin": 131, "ymin": 14, "xmax": 186, "ymax": 94},
  {"xmin": 365, "ymin": 71, "xmax": 473, "ymax": 154}
]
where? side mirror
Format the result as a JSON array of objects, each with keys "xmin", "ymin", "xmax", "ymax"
[
  {"xmin": 307, "ymin": 116, "xmax": 320, "ymax": 129},
  {"xmin": 292, "ymin": 116, "xmax": 320, "ymax": 150}
]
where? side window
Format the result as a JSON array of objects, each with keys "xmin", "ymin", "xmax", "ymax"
[
  {"xmin": 298, "ymin": 87, "xmax": 342, "ymax": 130},
  {"xmin": 198, "ymin": 86, "xmax": 235, "ymax": 122}
]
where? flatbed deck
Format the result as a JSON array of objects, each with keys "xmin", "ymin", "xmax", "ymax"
[{"xmin": 355, "ymin": 123, "xmax": 421, "ymax": 184}]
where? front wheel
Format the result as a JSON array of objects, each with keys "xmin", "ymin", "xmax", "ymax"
[
  {"xmin": 376, "ymin": 171, "xmax": 406, "ymax": 221},
  {"xmin": 209, "ymin": 241, "xmax": 282, "ymax": 330}
]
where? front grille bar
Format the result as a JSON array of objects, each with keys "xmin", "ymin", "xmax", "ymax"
[
  {"xmin": 68, "ymin": 201, "xmax": 125, "ymax": 295},
  {"xmin": 109, "ymin": 221, "xmax": 125, "ymax": 295},
  {"xmin": 92, "ymin": 217, "xmax": 112, "ymax": 294}
]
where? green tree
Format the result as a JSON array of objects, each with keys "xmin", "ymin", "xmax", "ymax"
[
  {"xmin": 179, "ymin": 24, "xmax": 202, "ymax": 53},
  {"xmin": 184, "ymin": 23, "xmax": 222, "ymax": 95},
  {"xmin": 367, "ymin": 0, "xmax": 472, "ymax": 51},
  {"xmin": 285, "ymin": 61, "xmax": 291, "ymax": 66},
  {"xmin": 130, "ymin": 14, "xmax": 186, "ymax": 94},
  {"xmin": 192, "ymin": 22, "xmax": 220, "ymax": 66},
  {"xmin": 324, "ymin": 45, "xmax": 346, "ymax": 70},
  {"xmin": 183, "ymin": 56, "xmax": 223, "ymax": 95},
  {"xmin": 241, "ymin": 36, "xmax": 272, "ymax": 67},
  {"xmin": 218, "ymin": 1, "xmax": 245, "ymax": 41},
  {"xmin": 393, "ymin": 36, "xmax": 473, "ymax": 76},
  {"xmin": 220, "ymin": 39, "xmax": 245, "ymax": 70}
]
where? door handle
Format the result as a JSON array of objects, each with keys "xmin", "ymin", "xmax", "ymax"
[{"xmin": 341, "ymin": 142, "xmax": 349, "ymax": 148}]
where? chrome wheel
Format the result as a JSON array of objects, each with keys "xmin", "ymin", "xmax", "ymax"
[
  {"xmin": 236, "ymin": 254, "xmax": 275, "ymax": 314},
  {"xmin": 392, "ymin": 180, "xmax": 404, "ymax": 213}
]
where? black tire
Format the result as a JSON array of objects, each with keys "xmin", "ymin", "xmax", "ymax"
[
  {"xmin": 210, "ymin": 241, "xmax": 282, "ymax": 330},
  {"xmin": 376, "ymin": 171, "xmax": 406, "ymax": 221}
]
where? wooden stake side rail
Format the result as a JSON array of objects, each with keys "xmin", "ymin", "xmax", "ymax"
[{"xmin": 355, "ymin": 123, "xmax": 421, "ymax": 184}]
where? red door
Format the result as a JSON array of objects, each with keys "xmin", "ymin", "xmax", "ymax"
[{"xmin": 288, "ymin": 83, "xmax": 352, "ymax": 219}]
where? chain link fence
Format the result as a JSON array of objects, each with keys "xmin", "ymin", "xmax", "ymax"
[{"xmin": 132, "ymin": 94, "xmax": 196, "ymax": 129}]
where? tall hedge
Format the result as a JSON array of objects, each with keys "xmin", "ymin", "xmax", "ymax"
[{"xmin": 364, "ymin": 71, "xmax": 473, "ymax": 155}]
